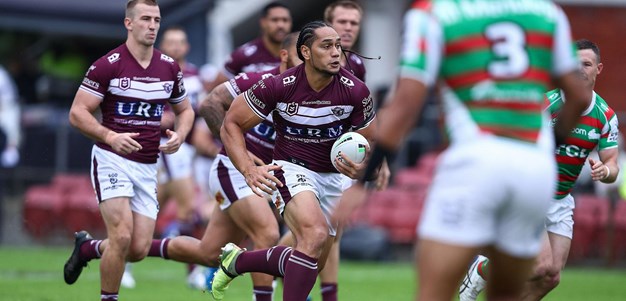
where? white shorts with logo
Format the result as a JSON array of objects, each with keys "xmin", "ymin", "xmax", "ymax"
[
  {"xmin": 156, "ymin": 138, "xmax": 195, "ymax": 184},
  {"xmin": 209, "ymin": 154, "xmax": 265, "ymax": 210},
  {"xmin": 90, "ymin": 145, "xmax": 159, "ymax": 219},
  {"xmin": 545, "ymin": 194, "xmax": 575, "ymax": 239},
  {"xmin": 272, "ymin": 160, "xmax": 345, "ymax": 237},
  {"xmin": 418, "ymin": 137, "xmax": 555, "ymax": 258}
]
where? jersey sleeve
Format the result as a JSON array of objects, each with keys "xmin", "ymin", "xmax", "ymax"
[
  {"xmin": 599, "ymin": 108, "xmax": 619, "ymax": 150},
  {"xmin": 79, "ymin": 59, "xmax": 111, "ymax": 100},
  {"xmin": 350, "ymin": 85, "xmax": 376, "ymax": 131},
  {"xmin": 223, "ymin": 51, "xmax": 245, "ymax": 78},
  {"xmin": 551, "ymin": 6, "xmax": 580, "ymax": 77},
  {"xmin": 169, "ymin": 64, "xmax": 187, "ymax": 104},
  {"xmin": 398, "ymin": 7, "xmax": 443, "ymax": 87},
  {"xmin": 243, "ymin": 77, "xmax": 279, "ymax": 120}
]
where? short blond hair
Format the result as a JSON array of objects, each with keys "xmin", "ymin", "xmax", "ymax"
[
  {"xmin": 324, "ymin": 0, "xmax": 363, "ymax": 23},
  {"xmin": 126, "ymin": 0, "xmax": 158, "ymax": 18}
]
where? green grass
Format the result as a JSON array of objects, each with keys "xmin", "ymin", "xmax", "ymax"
[{"xmin": 0, "ymin": 247, "xmax": 624, "ymax": 300}]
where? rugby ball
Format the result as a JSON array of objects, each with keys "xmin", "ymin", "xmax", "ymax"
[{"xmin": 330, "ymin": 132, "xmax": 369, "ymax": 170}]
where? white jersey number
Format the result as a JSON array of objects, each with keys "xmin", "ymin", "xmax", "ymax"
[{"xmin": 486, "ymin": 22, "xmax": 529, "ymax": 78}]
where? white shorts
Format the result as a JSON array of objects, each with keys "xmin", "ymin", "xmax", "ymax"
[
  {"xmin": 418, "ymin": 137, "xmax": 555, "ymax": 258},
  {"xmin": 272, "ymin": 160, "xmax": 345, "ymax": 237},
  {"xmin": 91, "ymin": 145, "xmax": 159, "ymax": 219},
  {"xmin": 194, "ymin": 155, "xmax": 215, "ymax": 193},
  {"xmin": 209, "ymin": 154, "xmax": 261, "ymax": 210},
  {"xmin": 156, "ymin": 139, "xmax": 195, "ymax": 183},
  {"xmin": 545, "ymin": 194, "xmax": 575, "ymax": 239}
]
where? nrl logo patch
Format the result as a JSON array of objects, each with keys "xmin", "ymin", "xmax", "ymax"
[
  {"xmin": 286, "ymin": 102, "xmax": 299, "ymax": 116},
  {"xmin": 119, "ymin": 77, "xmax": 131, "ymax": 90},
  {"xmin": 331, "ymin": 107, "xmax": 345, "ymax": 117}
]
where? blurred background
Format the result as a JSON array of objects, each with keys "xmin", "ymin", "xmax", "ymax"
[{"xmin": 1, "ymin": 0, "xmax": 626, "ymax": 269}]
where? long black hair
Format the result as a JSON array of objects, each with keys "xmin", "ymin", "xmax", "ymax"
[{"xmin": 296, "ymin": 20, "xmax": 331, "ymax": 61}]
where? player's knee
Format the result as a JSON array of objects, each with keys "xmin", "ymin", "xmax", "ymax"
[
  {"xmin": 532, "ymin": 260, "xmax": 554, "ymax": 279},
  {"xmin": 300, "ymin": 227, "xmax": 328, "ymax": 252},
  {"xmin": 109, "ymin": 233, "xmax": 132, "ymax": 252},
  {"xmin": 253, "ymin": 230, "xmax": 280, "ymax": 249},
  {"xmin": 545, "ymin": 271, "xmax": 561, "ymax": 290},
  {"xmin": 126, "ymin": 243, "xmax": 150, "ymax": 262}
]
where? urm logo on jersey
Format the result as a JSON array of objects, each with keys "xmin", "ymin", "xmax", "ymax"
[
  {"xmin": 285, "ymin": 124, "xmax": 344, "ymax": 139},
  {"xmin": 116, "ymin": 102, "xmax": 165, "ymax": 118}
]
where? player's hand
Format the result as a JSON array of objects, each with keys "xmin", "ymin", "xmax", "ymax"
[
  {"xmin": 248, "ymin": 150, "xmax": 266, "ymax": 166},
  {"xmin": 332, "ymin": 184, "xmax": 368, "ymax": 225},
  {"xmin": 159, "ymin": 129, "xmax": 182, "ymax": 154},
  {"xmin": 243, "ymin": 164, "xmax": 284, "ymax": 197},
  {"xmin": 589, "ymin": 158, "xmax": 610, "ymax": 181},
  {"xmin": 334, "ymin": 152, "xmax": 365, "ymax": 179},
  {"xmin": 106, "ymin": 132, "xmax": 142, "ymax": 155}
]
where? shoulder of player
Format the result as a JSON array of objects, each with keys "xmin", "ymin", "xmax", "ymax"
[
  {"xmin": 336, "ymin": 68, "xmax": 368, "ymax": 92},
  {"xmin": 592, "ymin": 91, "xmax": 617, "ymax": 120},
  {"xmin": 231, "ymin": 38, "xmax": 264, "ymax": 58}
]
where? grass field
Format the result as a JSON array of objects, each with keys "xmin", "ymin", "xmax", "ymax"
[{"xmin": 0, "ymin": 247, "xmax": 625, "ymax": 300}]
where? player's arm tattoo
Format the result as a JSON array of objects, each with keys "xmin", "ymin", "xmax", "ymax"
[{"xmin": 199, "ymin": 83, "xmax": 235, "ymax": 137}]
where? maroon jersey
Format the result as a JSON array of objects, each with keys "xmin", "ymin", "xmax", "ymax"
[
  {"xmin": 219, "ymin": 66, "xmax": 281, "ymax": 164},
  {"xmin": 345, "ymin": 52, "xmax": 366, "ymax": 82},
  {"xmin": 244, "ymin": 65, "xmax": 375, "ymax": 172},
  {"xmin": 80, "ymin": 44, "xmax": 187, "ymax": 163},
  {"xmin": 223, "ymin": 38, "xmax": 280, "ymax": 77}
]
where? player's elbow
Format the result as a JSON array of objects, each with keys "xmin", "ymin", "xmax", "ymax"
[{"xmin": 68, "ymin": 108, "xmax": 82, "ymax": 129}]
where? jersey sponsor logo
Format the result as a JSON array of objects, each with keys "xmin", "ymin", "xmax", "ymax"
[
  {"xmin": 362, "ymin": 95, "xmax": 374, "ymax": 119},
  {"xmin": 119, "ymin": 77, "xmax": 131, "ymax": 90},
  {"xmin": 283, "ymin": 75, "xmax": 296, "ymax": 86},
  {"xmin": 234, "ymin": 72, "xmax": 249, "ymax": 80},
  {"xmin": 285, "ymin": 124, "xmax": 344, "ymax": 139},
  {"xmin": 116, "ymin": 101, "xmax": 165, "ymax": 118},
  {"xmin": 82, "ymin": 78, "xmax": 100, "ymax": 90},
  {"xmin": 556, "ymin": 144, "xmax": 590, "ymax": 158},
  {"xmin": 246, "ymin": 90, "xmax": 266, "ymax": 110},
  {"xmin": 286, "ymin": 102, "xmax": 299, "ymax": 116},
  {"xmin": 252, "ymin": 123, "xmax": 277, "ymax": 141},
  {"xmin": 302, "ymin": 100, "xmax": 331, "ymax": 105},
  {"xmin": 571, "ymin": 127, "xmax": 586, "ymax": 135},
  {"xmin": 340, "ymin": 76, "xmax": 354, "ymax": 87},
  {"xmin": 160, "ymin": 54, "xmax": 175, "ymax": 63},
  {"xmin": 107, "ymin": 53, "xmax": 120, "ymax": 64}
]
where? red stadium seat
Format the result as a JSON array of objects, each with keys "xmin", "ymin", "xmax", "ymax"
[
  {"xmin": 62, "ymin": 188, "xmax": 105, "ymax": 237},
  {"xmin": 23, "ymin": 185, "xmax": 64, "ymax": 239},
  {"xmin": 387, "ymin": 205, "xmax": 422, "ymax": 244},
  {"xmin": 570, "ymin": 194, "xmax": 610, "ymax": 261},
  {"xmin": 51, "ymin": 173, "xmax": 92, "ymax": 195}
]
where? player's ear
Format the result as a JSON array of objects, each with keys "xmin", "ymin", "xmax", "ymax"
[
  {"xmin": 301, "ymin": 45, "xmax": 311, "ymax": 60},
  {"xmin": 280, "ymin": 49, "xmax": 288, "ymax": 64},
  {"xmin": 597, "ymin": 62, "xmax": 603, "ymax": 75},
  {"xmin": 124, "ymin": 17, "xmax": 132, "ymax": 30}
]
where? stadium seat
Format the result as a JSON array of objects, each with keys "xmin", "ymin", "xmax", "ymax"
[
  {"xmin": 62, "ymin": 188, "xmax": 105, "ymax": 237},
  {"xmin": 23, "ymin": 185, "xmax": 64, "ymax": 239},
  {"xmin": 393, "ymin": 168, "xmax": 432, "ymax": 191},
  {"xmin": 570, "ymin": 194, "xmax": 610, "ymax": 261},
  {"xmin": 51, "ymin": 173, "xmax": 92, "ymax": 195}
]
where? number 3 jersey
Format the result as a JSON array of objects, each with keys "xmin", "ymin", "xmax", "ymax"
[
  {"xmin": 546, "ymin": 89, "xmax": 619, "ymax": 199},
  {"xmin": 402, "ymin": 0, "xmax": 579, "ymax": 147}
]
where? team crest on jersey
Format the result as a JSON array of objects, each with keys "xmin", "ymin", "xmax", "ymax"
[
  {"xmin": 283, "ymin": 75, "xmax": 296, "ymax": 86},
  {"xmin": 163, "ymin": 83, "xmax": 173, "ymax": 94},
  {"xmin": 340, "ymin": 76, "xmax": 354, "ymax": 88},
  {"xmin": 107, "ymin": 53, "xmax": 120, "ymax": 64},
  {"xmin": 286, "ymin": 102, "xmax": 299, "ymax": 116},
  {"xmin": 160, "ymin": 54, "xmax": 175, "ymax": 63},
  {"xmin": 332, "ymin": 107, "xmax": 345, "ymax": 117},
  {"xmin": 588, "ymin": 129, "xmax": 600, "ymax": 140},
  {"xmin": 243, "ymin": 45, "xmax": 258, "ymax": 57},
  {"xmin": 119, "ymin": 77, "xmax": 131, "ymax": 90}
]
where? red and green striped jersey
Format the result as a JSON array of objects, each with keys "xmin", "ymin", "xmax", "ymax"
[
  {"xmin": 546, "ymin": 89, "xmax": 619, "ymax": 199},
  {"xmin": 400, "ymin": 0, "xmax": 578, "ymax": 146}
]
